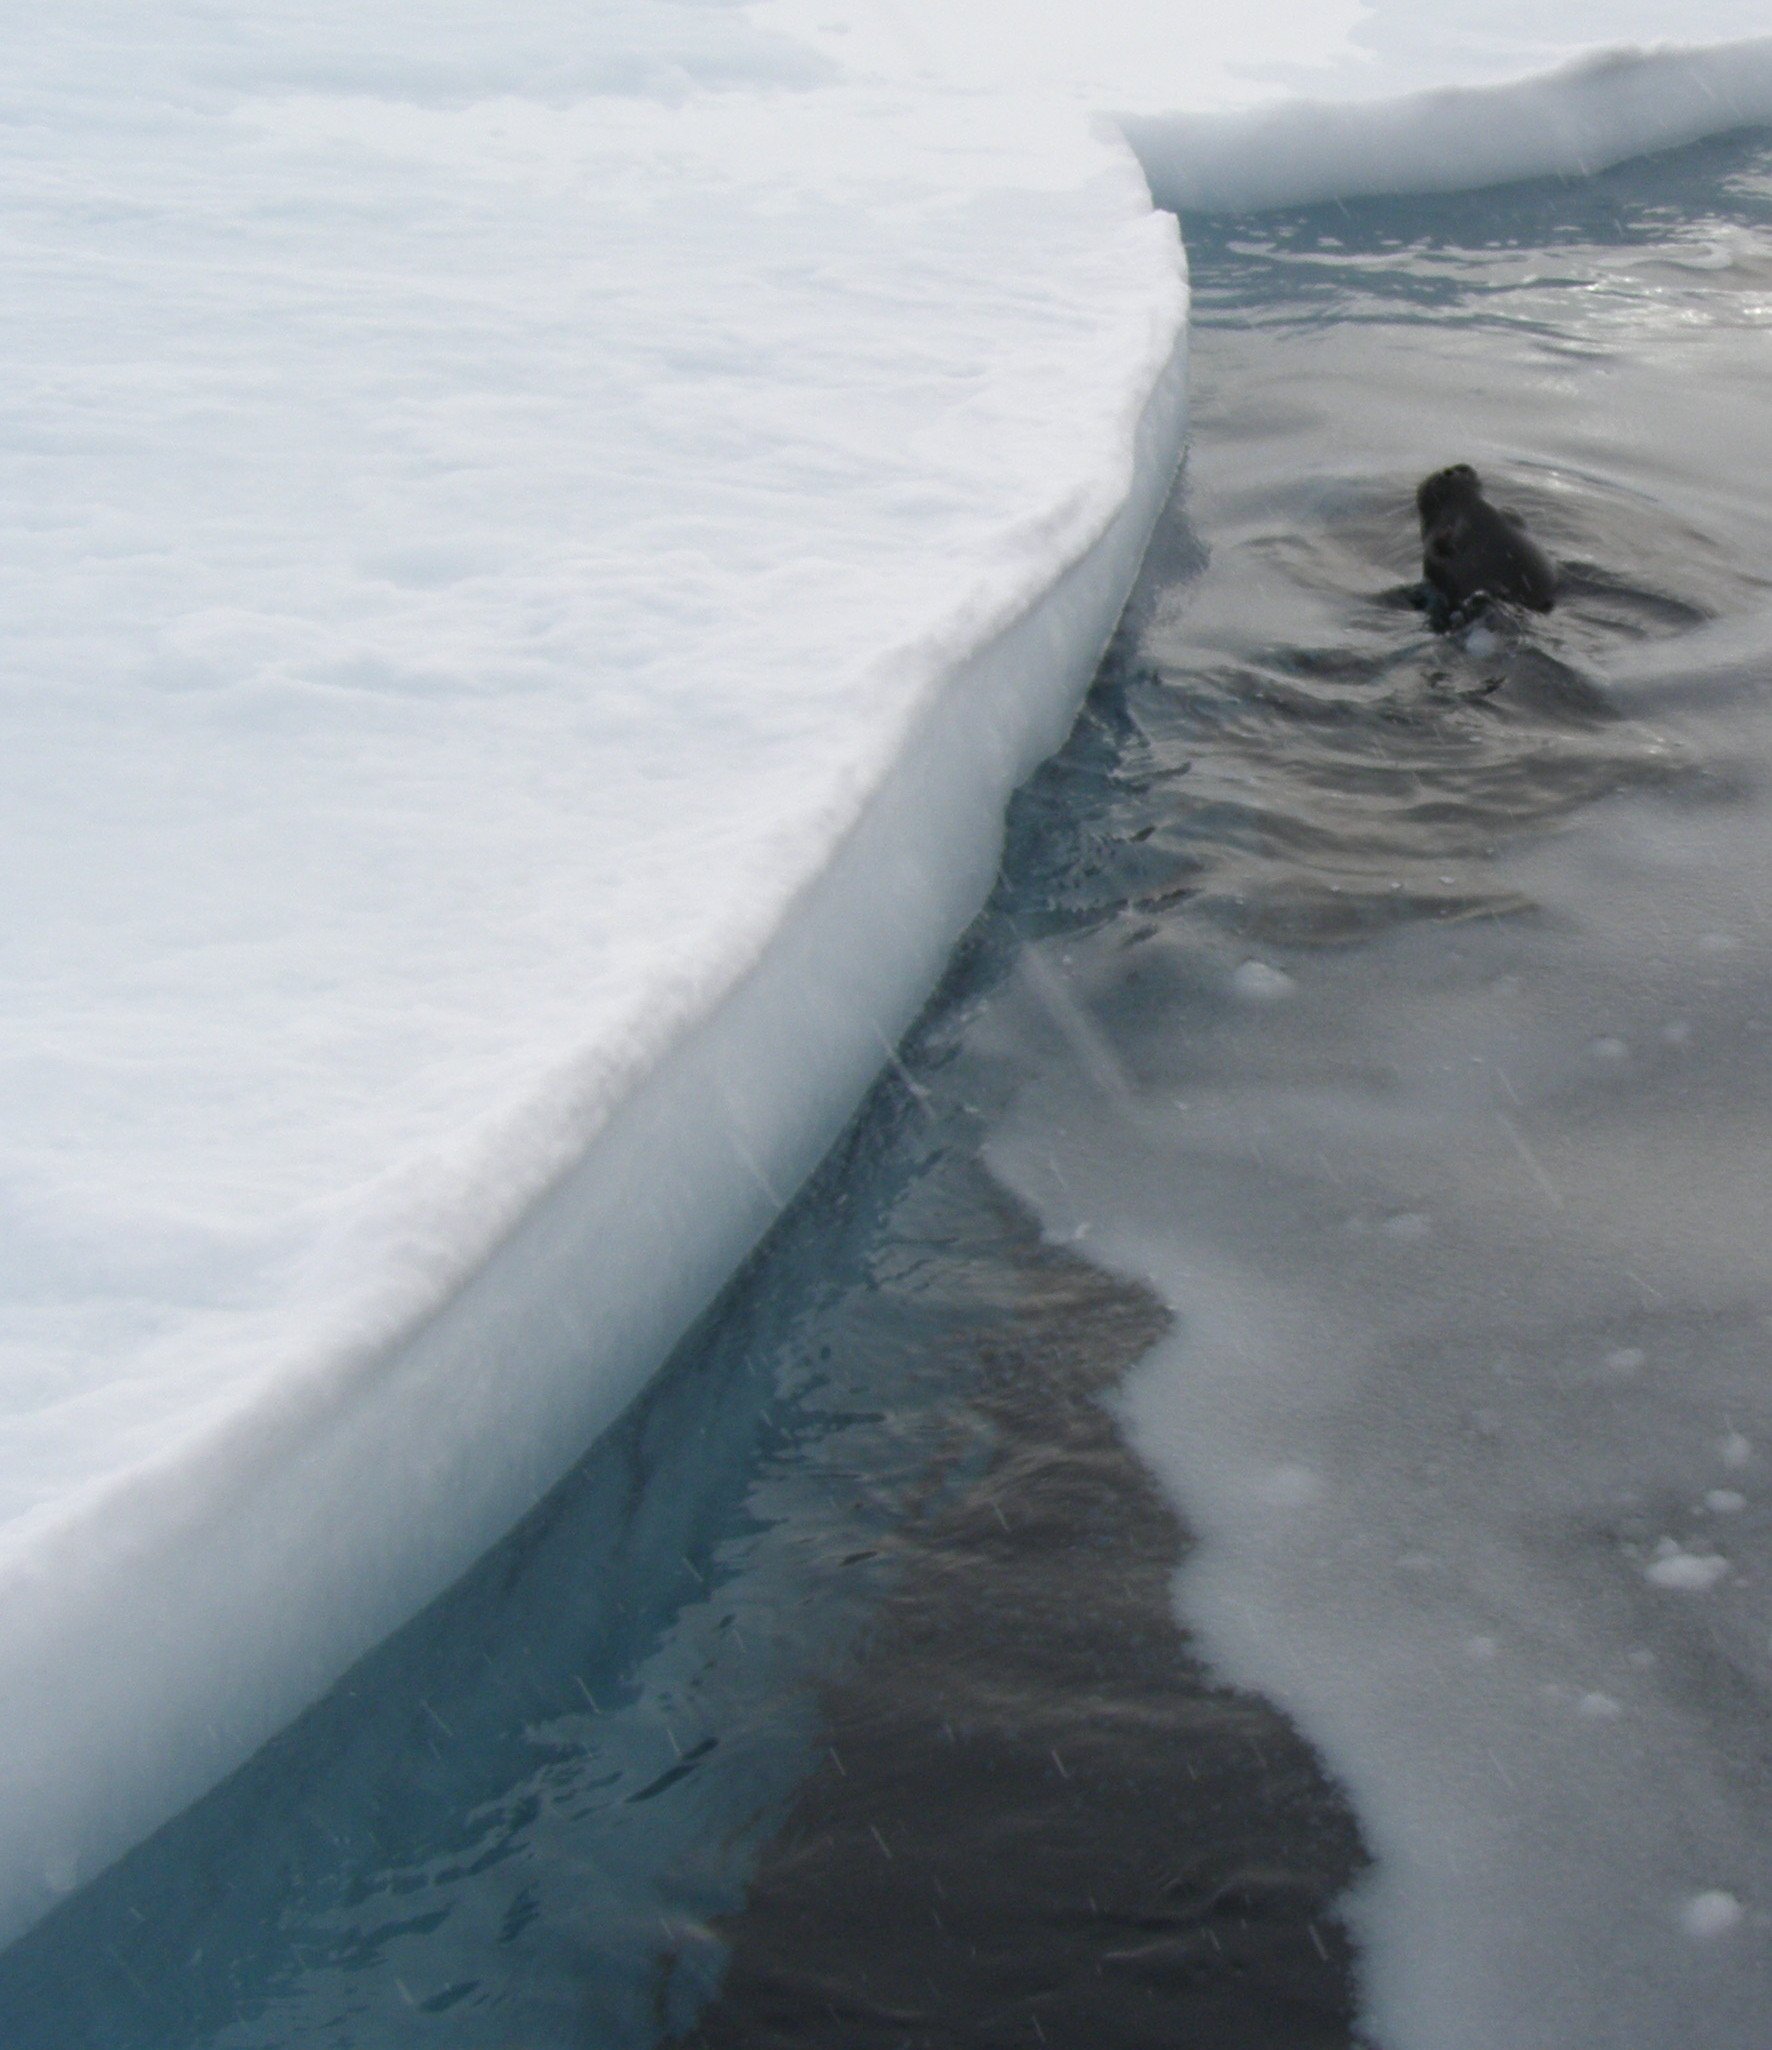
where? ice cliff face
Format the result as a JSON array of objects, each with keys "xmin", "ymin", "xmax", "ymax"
[{"xmin": 3, "ymin": 0, "xmax": 1770, "ymax": 1953}]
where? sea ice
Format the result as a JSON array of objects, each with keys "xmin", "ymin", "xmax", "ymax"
[
  {"xmin": 6, "ymin": 0, "xmax": 1772, "ymax": 1963},
  {"xmin": 0, "ymin": 0, "xmax": 1191, "ymax": 1946}
]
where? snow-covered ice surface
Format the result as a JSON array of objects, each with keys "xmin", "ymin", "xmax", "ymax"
[
  {"xmin": 0, "ymin": 0, "xmax": 1191, "ymax": 1945},
  {"xmin": 8, "ymin": 0, "xmax": 1772, "ymax": 1965},
  {"xmin": 989, "ymin": 136, "xmax": 1772, "ymax": 2049}
]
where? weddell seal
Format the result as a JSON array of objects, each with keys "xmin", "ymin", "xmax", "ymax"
[{"xmin": 1415, "ymin": 463, "xmax": 1557, "ymax": 624}]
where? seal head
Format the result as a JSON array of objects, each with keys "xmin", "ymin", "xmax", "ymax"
[{"xmin": 1416, "ymin": 463, "xmax": 1557, "ymax": 622}]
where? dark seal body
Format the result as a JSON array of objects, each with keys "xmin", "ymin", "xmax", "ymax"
[{"xmin": 1416, "ymin": 463, "xmax": 1557, "ymax": 621}]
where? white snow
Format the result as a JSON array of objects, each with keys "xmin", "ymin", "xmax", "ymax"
[{"xmin": 6, "ymin": 0, "xmax": 1772, "ymax": 1956}]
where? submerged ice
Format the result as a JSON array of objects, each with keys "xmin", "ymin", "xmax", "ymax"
[{"xmin": 989, "ymin": 152, "xmax": 1772, "ymax": 2048}]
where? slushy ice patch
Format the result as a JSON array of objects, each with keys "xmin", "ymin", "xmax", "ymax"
[{"xmin": 986, "ymin": 134, "xmax": 1772, "ymax": 2050}]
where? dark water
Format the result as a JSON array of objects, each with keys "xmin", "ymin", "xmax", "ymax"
[
  {"xmin": 683, "ymin": 1220, "xmax": 1358, "ymax": 2050},
  {"xmin": 5, "ymin": 126, "xmax": 1772, "ymax": 2050}
]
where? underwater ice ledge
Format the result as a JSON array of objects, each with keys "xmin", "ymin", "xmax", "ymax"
[{"xmin": 10, "ymin": 29, "xmax": 1772, "ymax": 1955}]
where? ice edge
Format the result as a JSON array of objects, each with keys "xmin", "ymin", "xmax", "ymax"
[
  {"xmin": 0, "ymin": 229, "xmax": 1190, "ymax": 1949},
  {"xmin": 1124, "ymin": 38, "xmax": 1772, "ymax": 215}
]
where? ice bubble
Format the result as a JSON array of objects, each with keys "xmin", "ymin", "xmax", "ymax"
[
  {"xmin": 1576, "ymin": 1691, "xmax": 1623, "ymax": 1720},
  {"xmin": 1699, "ymin": 931, "xmax": 1741, "ymax": 954},
  {"xmin": 1589, "ymin": 1036, "xmax": 1629, "ymax": 1064},
  {"xmin": 1465, "ymin": 1635, "xmax": 1499, "ymax": 1662},
  {"xmin": 1662, "ymin": 1019, "xmax": 1692, "ymax": 1046},
  {"xmin": 1231, "ymin": 959, "xmax": 1295, "ymax": 1002},
  {"xmin": 1382, "ymin": 1211, "xmax": 1432, "ymax": 1242},
  {"xmin": 1605, "ymin": 1346, "xmax": 1646, "ymax": 1376},
  {"xmin": 1645, "ymin": 1540, "xmax": 1730, "ymax": 1592},
  {"xmin": 1705, "ymin": 1490, "xmax": 1747, "ymax": 1515},
  {"xmin": 1721, "ymin": 1431, "xmax": 1754, "ymax": 1470},
  {"xmin": 1679, "ymin": 1891, "xmax": 1744, "ymax": 1941}
]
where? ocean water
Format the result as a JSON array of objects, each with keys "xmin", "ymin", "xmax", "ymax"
[
  {"xmin": 988, "ymin": 128, "xmax": 1772, "ymax": 2049},
  {"xmin": 6, "ymin": 126, "xmax": 1772, "ymax": 2048}
]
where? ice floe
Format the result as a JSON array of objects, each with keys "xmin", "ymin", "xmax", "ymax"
[{"xmin": 5, "ymin": 0, "xmax": 1772, "ymax": 1954}]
